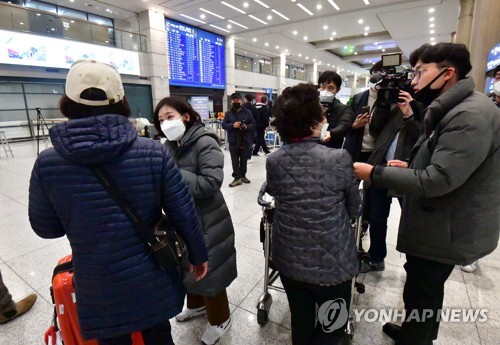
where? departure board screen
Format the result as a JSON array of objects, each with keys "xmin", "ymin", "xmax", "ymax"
[{"xmin": 165, "ymin": 18, "xmax": 226, "ymax": 89}]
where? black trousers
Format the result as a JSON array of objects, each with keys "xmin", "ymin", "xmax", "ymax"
[
  {"xmin": 397, "ymin": 255, "xmax": 454, "ymax": 345},
  {"xmin": 98, "ymin": 320, "xmax": 174, "ymax": 345},
  {"xmin": 229, "ymin": 145, "xmax": 248, "ymax": 179},
  {"xmin": 366, "ymin": 185, "xmax": 392, "ymax": 263},
  {"xmin": 281, "ymin": 275, "xmax": 352, "ymax": 345},
  {"xmin": 253, "ymin": 128, "xmax": 270, "ymax": 154}
]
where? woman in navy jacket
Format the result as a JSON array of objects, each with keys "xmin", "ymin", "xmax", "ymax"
[{"xmin": 28, "ymin": 61, "xmax": 208, "ymax": 345}]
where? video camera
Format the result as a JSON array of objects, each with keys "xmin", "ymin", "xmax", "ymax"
[{"xmin": 371, "ymin": 53, "xmax": 414, "ymax": 107}]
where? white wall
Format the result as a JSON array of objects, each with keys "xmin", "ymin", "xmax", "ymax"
[{"xmin": 234, "ymin": 69, "xmax": 279, "ymax": 91}]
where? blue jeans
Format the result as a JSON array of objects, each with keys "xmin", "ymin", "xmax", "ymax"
[
  {"xmin": 366, "ymin": 185, "xmax": 392, "ymax": 263},
  {"xmin": 98, "ymin": 320, "xmax": 174, "ymax": 345}
]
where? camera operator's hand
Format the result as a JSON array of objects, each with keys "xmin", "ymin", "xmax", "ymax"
[
  {"xmin": 397, "ymin": 91, "xmax": 414, "ymax": 118},
  {"xmin": 352, "ymin": 113, "xmax": 370, "ymax": 129},
  {"xmin": 387, "ymin": 160, "xmax": 408, "ymax": 168},
  {"xmin": 233, "ymin": 121, "xmax": 241, "ymax": 128}
]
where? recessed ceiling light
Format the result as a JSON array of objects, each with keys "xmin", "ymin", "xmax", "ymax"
[
  {"xmin": 372, "ymin": 62, "xmax": 375, "ymax": 64},
  {"xmin": 292, "ymin": 30, "xmax": 298, "ymax": 35},
  {"xmin": 381, "ymin": 48, "xmax": 385, "ymax": 52},
  {"xmin": 252, "ymin": 38, "xmax": 257, "ymax": 42},
  {"xmin": 227, "ymin": 24, "xmax": 232, "ymax": 28},
  {"xmin": 105, "ymin": 40, "xmax": 109, "ymax": 43},
  {"xmin": 267, "ymin": 15, "xmax": 272, "ymax": 20},
  {"xmin": 358, "ymin": 19, "xmax": 364, "ymax": 24},
  {"xmin": 323, "ymin": 25, "xmax": 328, "ymax": 30},
  {"xmin": 243, "ymin": 2, "xmax": 249, "ymax": 8},
  {"xmin": 200, "ymin": 14, "xmax": 206, "ymax": 19},
  {"xmin": 330, "ymin": 37, "xmax": 333, "ymax": 40},
  {"xmin": 327, "ymin": 63, "xmax": 330, "ymax": 66},
  {"xmin": 429, "ymin": 17, "xmax": 435, "ymax": 22},
  {"xmin": 254, "ymin": 0, "xmax": 270, "ymax": 8},
  {"xmin": 71, "ymin": 20, "xmax": 75, "ymax": 23},
  {"xmin": 303, "ymin": 36, "xmax": 308, "ymax": 40},
  {"xmin": 364, "ymin": 26, "xmax": 370, "ymax": 31},
  {"xmin": 272, "ymin": 9, "xmax": 290, "ymax": 20},
  {"xmin": 265, "ymin": 42, "xmax": 269, "ymax": 46},
  {"xmin": 298, "ymin": 53, "xmax": 302, "ymax": 57},
  {"xmin": 430, "ymin": 37, "xmax": 435, "ymax": 41},
  {"xmin": 275, "ymin": 45, "xmax": 279, "ymax": 49},
  {"xmin": 364, "ymin": 32, "xmax": 368, "ymax": 36},
  {"xmin": 431, "ymin": 41, "xmax": 436, "ymax": 45},
  {"xmin": 429, "ymin": 23, "xmax": 435, "ymax": 28},
  {"xmin": 228, "ymin": 19, "xmax": 248, "ymax": 29},
  {"xmin": 306, "ymin": 56, "xmax": 309, "ymax": 59},
  {"xmin": 343, "ymin": 46, "xmax": 347, "ymax": 49},
  {"xmin": 313, "ymin": 58, "xmax": 316, "ymax": 61},
  {"xmin": 297, "ymin": 3, "xmax": 314, "ymax": 16},
  {"xmin": 354, "ymin": 52, "xmax": 358, "ymax": 55},
  {"xmin": 316, "ymin": 4, "xmax": 322, "ymax": 10},
  {"xmin": 180, "ymin": 14, "xmax": 207, "ymax": 24},
  {"xmin": 428, "ymin": 8, "xmax": 435, "ymax": 13},
  {"xmin": 209, "ymin": 24, "xmax": 230, "ymax": 33},
  {"xmin": 244, "ymin": 51, "xmax": 247, "ymax": 54},
  {"xmin": 430, "ymin": 29, "xmax": 435, "ymax": 34},
  {"xmin": 221, "ymin": 1, "xmax": 246, "ymax": 14},
  {"xmin": 249, "ymin": 15, "xmax": 268, "ymax": 24},
  {"xmin": 200, "ymin": 8, "xmax": 225, "ymax": 19},
  {"xmin": 331, "ymin": 31, "xmax": 336, "ymax": 35},
  {"xmin": 363, "ymin": 0, "xmax": 370, "ymax": 4},
  {"xmin": 327, "ymin": 0, "xmax": 340, "ymax": 10},
  {"xmin": 20, "ymin": 22, "xmax": 24, "ymax": 25}
]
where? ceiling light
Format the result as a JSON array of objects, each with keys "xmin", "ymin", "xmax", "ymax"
[
  {"xmin": 105, "ymin": 40, "xmax": 109, "ymax": 43},
  {"xmin": 430, "ymin": 29, "xmax": 435, "ymax": 34},
  {"xmin": 285, "ymin": 49, "xmax": 289, "ymax": 52},
  {"xmin": 228, "ymin": 19, "xmax": 248, "ymax": 29},
  {"xmin": 323, "ymin": 25, "xmax": 328, "ymax": 30},
  {"xmin": 431, "ymin": 41, "xmax": 436, "ymax": 45},
  {"xmin": 327, "ymin": 0, "xmax": 340, "ymax": 10},
  {"xmin": 327, "ymin": 63, "xmax": 330, "ymax": 66},
  {"xmin": 303, "ymin": 36, "xmax": 308, "ymax": 40},
  {"xmin": 254, "ymin": 0, "xmax": 270, "ymax": 8},
  {"xmin": 200, "ymin": 8, "xmax": 225, "ymax": 19},
  {"xmin": 429, "ymin": 17, "xmax": 435, "ymax": 22},
  {"xmin": 381, "ymin": 48, "xmax": 385, "ymax": 52},
  {"xmin": 358, "ymin": 19, "xmax": 364, "ymax": 24},
  {"xmin": 354, "ymin": 52, "xmax": 358, "ymax": 55},
  {"xmin": 331, "ymin": 31, "xmax": 336, "ymax": 35},
  {"xmin": 330, "ymin": 37, "xmax": 333, "ymax": 40},
  {"xmin": 209, "ymin": 24, "xmax": 230, "ymax": 33},
  {"xmin": 343, "ymin": 46, "xmax": 347, "ymax": 49},
  {"xmin": 363, "ymin": 0, "xmax": 370, "ymax": 4},
  {"xmin": 272, "ymin": 9, "xmax": 290, "ymax": 20},
  {"xmin": 200, "ymin": 14, "xmax": 206, "ymax": 19},
  {"xmin": 20, "ymin": 22, "xmax": 24, "ymax": 25},
  {"xmin": 249, "ymin": 15, "xmax": 268, "ymax": 25},
  {"xmin": 243, "ymin": 2, "xmax": 249, "ymax": 8},
  {"xmin": 293, "ymin": 30, "xmax": 298, "ymax": 35},
  {"xmin": 70, "ymin": 0, "xmax": 75, "ymax": 2},
  {"xmin": 306, "ymin": 56, "xmax": 309, "ymax": 59},
  {"xmin": 430, "ymin": 36, "xmax": 435, "ymax": 41},
  {"xmin": 428, "ymin": 8, "xmax": 435, "ymax": 13},
  {"xmin": 364, "ymin": 32, "xmax": 368, "ymax": 36},
  {"xmin": 298, "ymin": 53, "xmax": 302, "ymax": 57},
  {"xmin": 297, "ymin": 3, "xmax": 314, "ymax": 16},
  {"xmin": 364, "ymin": 26, "xmax": 370, "ymax": 31},
  {"xmin": 180, "ymin": 14, "xmax": 206, "ymax": 24},
  {"xmin": 267, "ymin": 15, "xmax": 272, "ymax": 20},
  {"xmin": 227, "ymin": 24, "xmax": 232, "ymax": 28},
  {"xmin": 319, "ymin": 61, "xmax": 322, "ymax": 64},
  {"xmin": 252, "ymin": 38, "xmax": 257, "ymax": 42},
  {"xmin": 36, "ymin": 13, "xmax": 41, "ymax": 16},
  {"xmin": 316, "ymin": 4, "xmax": 322, "ymax": 10},
  {"xmin": 71, "ymin": 20, "xmax": 74, "ymax": 23},
  {"xmin": 429, "ymin": 23, "xmax": 435, "ymax": 28},
  {"xmin": 275, "ymin": 45, "xmax": 279, "ymax": 49},
  {"xmin": 313, "ymin": 58, "xmax": 316, "ymax": 61},
  {"xmin": 221, "ymin": 1, "xmax": 246, "ymax": 14},
  {"xmin": 265, "ymin": 42, "xmax": 269, "ymax": 46}
]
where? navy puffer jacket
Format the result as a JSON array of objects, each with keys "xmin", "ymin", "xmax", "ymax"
[{"xmin": 28, "ymin": 114, "xmax": 208, "ymax": 340}]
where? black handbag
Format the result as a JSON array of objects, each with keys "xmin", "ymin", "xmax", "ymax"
[{"xmin": 91, "ymin": 166, "xmax": 185, "ymax": 271}]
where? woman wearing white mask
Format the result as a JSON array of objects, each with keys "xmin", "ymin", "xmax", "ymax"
[
  {"xmin": 266, "ymin": 83, "xmax": 360, "ymax": 344},
  {"xmin": 153, "ymin": 97, "xmax": 236, "ymax": 345}
]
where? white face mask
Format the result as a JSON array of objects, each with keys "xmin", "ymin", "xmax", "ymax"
[
  {"xmin": 313, "ymin": 122, "xmax": 329, "ymax": 141},
  {"xmin": 319, "ymin": 90, "xmax": 335, "ymax": 103},
  {"xmin": 494, "ymin": 81, "xmax": 500, "ymax": 96},
  {"xmin": 161, "ymin": 118, "xmax": 186, "ymax": 141}
]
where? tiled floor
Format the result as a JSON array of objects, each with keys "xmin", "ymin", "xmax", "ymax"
[{"xmin": 0, "ymin": 141, "xmax": 499, "ymax": 344}]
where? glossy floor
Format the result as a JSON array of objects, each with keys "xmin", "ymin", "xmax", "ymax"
[{"xmin": 0, "ymin": 141, "xmax": 498, "ymax": 344}]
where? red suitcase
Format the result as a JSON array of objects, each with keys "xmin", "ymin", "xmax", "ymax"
[{"xmin": 45, "ymin": 254, "xmax": 144, "ymax": 345}]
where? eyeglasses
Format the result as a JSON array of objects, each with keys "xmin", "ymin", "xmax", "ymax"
[{"xmin": 412, "ymin": 66, "xmax": 449, "ymax": 80}]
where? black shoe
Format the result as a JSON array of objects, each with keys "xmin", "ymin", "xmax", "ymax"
[
  {"xmin": 252, "ymin": 153, "xmax": 260, "ymax": 156},
  {"xmin": 360, "ymin": 260, "xmax": 385, "ymax": 273},
  {"xmin": 382, "ymin": 323, "xmax": 400, "ymax": 341}
]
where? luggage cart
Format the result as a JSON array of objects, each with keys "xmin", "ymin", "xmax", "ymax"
[{"xmin": 255, "ymin": 181, "xmax": 369, "ymax": 340}]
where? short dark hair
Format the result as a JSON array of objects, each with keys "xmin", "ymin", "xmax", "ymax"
[
  {"xmin": 271, "ymin": 83, "xmax": 323, "ymax": 143},
  {"xmin": 230, "ymin": 92, "xmax": 242, "ymax": 100},
  {"xmin": 318, "ymin": 71, "xmax": 342, "ymax": 88},
  {"xmin": 261, "ymin": 95, "xmax": 268, "ymax": 103},
  {"xmin": 244, "ymin": 93, "xmax": 254, "ymax": 102},
  {"xmin": 153, "ymin": 97, "xmax": 202, "ymax": 137},
  {"xmin": 494, "ymin": 65, "xmax": 500, "ymax": 78},
  {"xmin": 409, "ymin": 43, "xmax": 472, "ymax": 79},
  {"xmin": 59, "ymin": 88, "xmax": 131, "ymax": 119},
  {"xmin": 370, "ymin": 60, "xmax": 385, "ymax": 75}
]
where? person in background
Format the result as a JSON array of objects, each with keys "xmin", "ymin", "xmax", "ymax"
[
  {"xmin": 266, "ymin": 83, "xmax": 360, "ymax": 345},
  {"xmin": 0, "ymin": 271, "xmax": 37, "ymax": 324},
  {"xmin": 244, "ymin": 93, "xmax": 259, "ymax": 163},
  {"xmin": 153, "ymin": 97, "xmax": 237, "ymax": 345},
  {"xmin": 354, "ymin": 43, "xmax": 500, "ymax": 345},
  {"xmin": 253, "ymin": 94, "xmax": 272, "ymax": 156},
  {"xmin": 222, "ymin": 93, "xmax": 255, "ymax": 187},
  {"xmin": 488, "ymin": 64, "xmax": 500, "ymax": 108},
  {"xmin": 28, "ymin": 60, "xmax": 208, "ymax": 345},
  {"xmin": 317, "ymin": 71, "xmax": 354, "ymax": 148}
]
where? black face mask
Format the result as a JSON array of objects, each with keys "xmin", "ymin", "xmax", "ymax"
[
  {"xmin": 232, "ymin": 102, "xmax": 241, "ymax": 110},
  {"xmin": 414, "ymin": 68, "xmax": 449, "ymax": 109}
]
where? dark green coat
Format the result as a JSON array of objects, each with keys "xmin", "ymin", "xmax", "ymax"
[{"xmin": 165, "ymin": 123, "xmax": 237, "ymax": 296}]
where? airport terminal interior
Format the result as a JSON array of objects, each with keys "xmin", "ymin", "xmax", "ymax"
[{"xmin": 0, "ymin": 0, "xmax": 499, "ymax": 344}]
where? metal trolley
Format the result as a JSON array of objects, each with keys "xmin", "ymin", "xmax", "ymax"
[{"xmin": 255, "ymin": 181, "xmax": 369, "ymax": 341}]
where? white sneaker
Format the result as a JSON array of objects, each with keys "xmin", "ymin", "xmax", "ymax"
[
  {"xmin": 248, "ymin": 158, "xmax": 253, "ymax": 164},
  {"xmin": 175, "ymin": 306, "xmax": 206, "ymax": 322},
  {"xmin": 201, "ymin": 318, "xmax": 232, "ymax": 345},
  {"xmin": 460, "ymin": 261, "xmax": 478, "ymax": 273}
]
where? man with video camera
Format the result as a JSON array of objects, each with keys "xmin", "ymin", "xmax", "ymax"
[
  {"xmin": 351, "ymin": 57, "xmax": 423, "ymax": 274},
  {"xmin": 354, "ymin": 43, "xmax": 500, "ymax": 345}
]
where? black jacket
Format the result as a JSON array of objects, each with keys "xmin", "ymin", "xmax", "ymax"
[
  {"xmin": 323, "ymin": 99, "xmax": 354, "ymax": 149},
  {"xmin": 255, "ymin": 103, "xmax": 270, "ymax": 129},
  {"xmin": 344, "ymin": 90, "xmax": 370, "ymax": 161},
  {"xmin": 222, "ymin": 108, "xmax": 255, "ymax": 146}
]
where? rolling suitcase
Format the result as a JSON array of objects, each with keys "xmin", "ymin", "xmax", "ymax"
[{"xmin": 44, "ymin": 254, "xmax": 144, "ymax": 345}]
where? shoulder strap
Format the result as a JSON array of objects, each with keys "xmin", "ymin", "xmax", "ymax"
[{"xmin": 91, "ymin": 166, "xmax": 157, "ymax": 246}]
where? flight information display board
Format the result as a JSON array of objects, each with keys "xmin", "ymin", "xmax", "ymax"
[{"xmin": 165, "ymin": 18, "xmax": 226, "ymax": 89}]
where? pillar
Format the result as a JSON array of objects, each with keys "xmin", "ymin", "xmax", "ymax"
[
  {"xmin": 224, "ymin": 36, "xmax": 236, "ymax": 111},
  {"xmin": 454, "ymin": 0, "xmax": 474, "ymax": 46},
  {"xmin": 278, "ymin": 53, "xmax": 287, "ymax": 95}
]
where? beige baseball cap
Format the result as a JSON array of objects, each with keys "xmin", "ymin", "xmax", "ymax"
[{"xmin": 65, "ymin": 60, "xmax": 125, "ymax": 106}]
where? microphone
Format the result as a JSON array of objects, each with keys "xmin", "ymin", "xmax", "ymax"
[
  {"xmin": 369, "ymin": 73, "xmax": 384, "ymax": 84},
  {"xmin": 36, "ymin": 107, "xmax": 42, "ymax": 114}
]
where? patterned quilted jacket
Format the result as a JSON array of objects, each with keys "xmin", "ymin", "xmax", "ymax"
[{"xmin": 266, "ymin": 139, "xmax": 360, "ymax": 285}]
